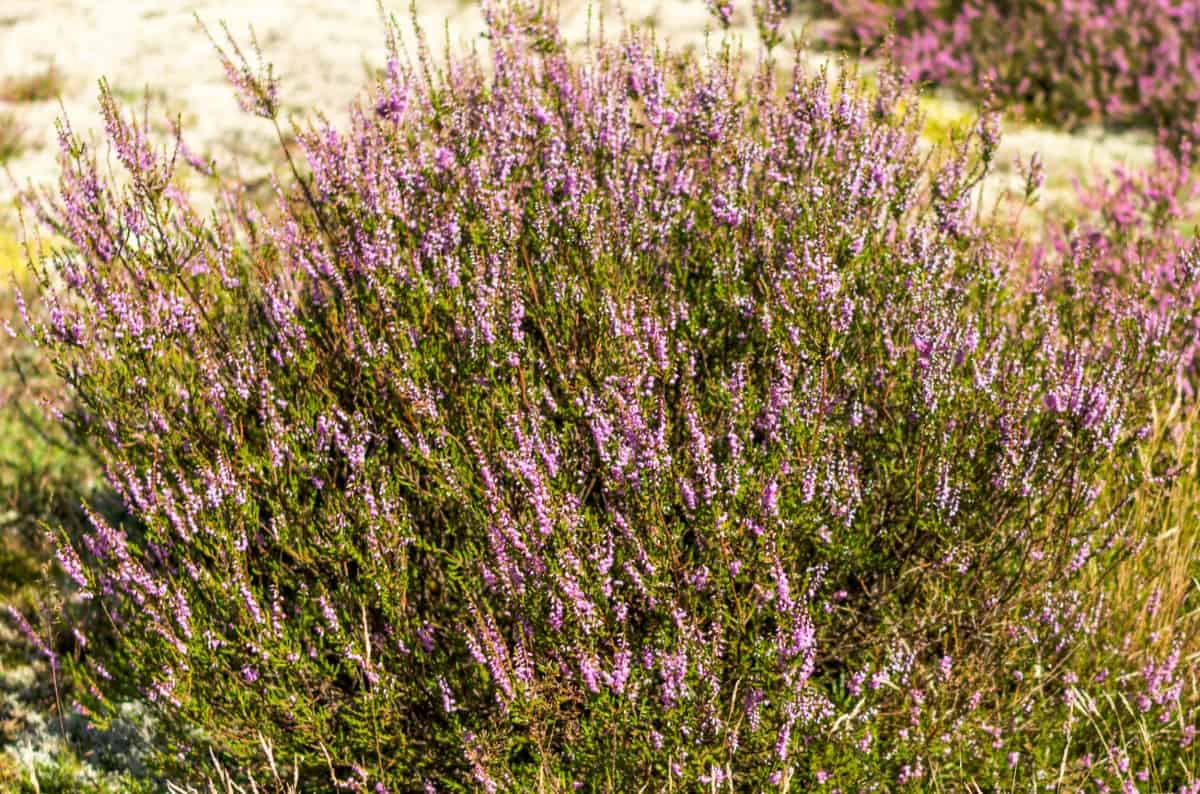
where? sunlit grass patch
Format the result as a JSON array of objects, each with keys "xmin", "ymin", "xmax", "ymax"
[{"xmin": 917, "ymin": 93, "xmax": 974, "ymax": 146}]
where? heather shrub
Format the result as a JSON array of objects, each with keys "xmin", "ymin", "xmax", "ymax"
[
  {"xmin": 15, "ymin": 4, "xmax": 1200, "ymax": 790},
  {"xmin": 816, "ymin": 0, "xmax": 1200, "ymax": 140}
]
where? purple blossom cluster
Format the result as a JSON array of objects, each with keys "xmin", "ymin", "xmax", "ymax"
[{"xmin": 11, "ymin": 2, "xmax": 1200, "ymax": 790}]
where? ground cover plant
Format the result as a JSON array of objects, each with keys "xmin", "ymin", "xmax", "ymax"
[
  {"xmin": 815, "ymin": 0, "xmax": 1200, "ymax": 141},
  {"xmin": 6, "ymin": 1, "xmax": 1200, "ymax": 790}
]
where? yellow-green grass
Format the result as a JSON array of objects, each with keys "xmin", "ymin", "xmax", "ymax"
[{"xmin": 917, "ymin": 93, "xmax": 975, "ymax": 146}]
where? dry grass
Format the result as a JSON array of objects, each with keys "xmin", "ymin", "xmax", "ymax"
[
  {"xmin": 0, "ymin": 112, "xmax": 24, "ymax": 164},
  {"xmin": 164, "ymin": 736, "xmax": 299, "ymax": 794},
  {"xmin": 0, "ymin": 64, "xmax": 64, "ymax": 104},
  {"xmin": 1100, "ymin": 397, "xmax": 1200, "ymax": 657}
]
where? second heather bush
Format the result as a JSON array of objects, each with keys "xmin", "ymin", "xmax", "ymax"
[
  {"xmin": 819, "ymin": 0, "xmax": 1200, "ymax": 140},
  {"xmin": 18, "ymin": 5, "xmax": 1200, "ymax": 790}
]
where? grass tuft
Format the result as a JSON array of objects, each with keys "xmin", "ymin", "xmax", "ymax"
[
  {"xmin": 0, "ymin": 65, "xmax": 64, "ymax": 104},
  {"xmin": 0, "ymin": 113, "xmax": 25, "ymax": 164}
]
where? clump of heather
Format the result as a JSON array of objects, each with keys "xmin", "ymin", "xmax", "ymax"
[
  {"xmin": 14, "ymin": 3, "xmax": 1200, "ymax": 790},
  {"xmin": 1031, "ymin": 137, "xmax": 1200, "ymax": 393},
  {"xmin": 817, "ymin": 0, "xmax": 1200, "ymax": 140}
]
